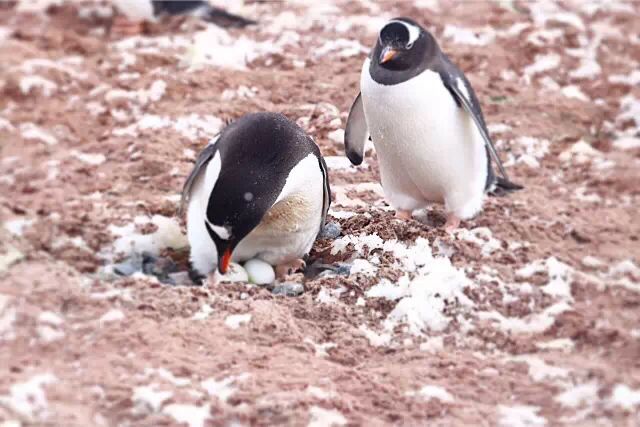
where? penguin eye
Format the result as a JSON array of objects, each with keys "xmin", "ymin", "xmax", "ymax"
[{"xmin": 406, "ymin": 41, "xmax": 414, "ymax": 49}]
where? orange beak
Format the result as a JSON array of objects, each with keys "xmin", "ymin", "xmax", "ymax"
[
  {"xmin": 380, "ymin": 47, "xmax": 397, "ymax": 64},
  {"xmin": 218, "ymin": 248, "xmax": 232, "ymax": 274}
]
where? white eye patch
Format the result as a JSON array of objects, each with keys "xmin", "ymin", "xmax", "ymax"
[{"xmin": 387, "ymin": 19, "xmax": 421, "ymax": 46}]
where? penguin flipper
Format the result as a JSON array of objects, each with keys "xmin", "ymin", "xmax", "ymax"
[
  {"xmin": 179, "ymin": 141, "xmax": 219, "ymax": 217},
  {"xmin": 437, "ymin": 62, "xmax": 512, "ymax": 183},
  {"xmin": 200, "ymin": 6, "xmax": 257, "ymax": 28},
  {"xmin": 344, "ymin": 92, "xmax": 369, "ymax": 166}
]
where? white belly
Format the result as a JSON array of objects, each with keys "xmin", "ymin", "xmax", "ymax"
[
  {"xmin": 187, "ymin": 153, "xmax": 323, "ymax": 275},
  {"xmin": 360, "ymin": 59, "xmax": 487, "ymax": 219}
]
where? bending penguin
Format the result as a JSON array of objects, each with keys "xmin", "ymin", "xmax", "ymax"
[
  {"xmin": 345, "ymin": 18, "xmax": 522, "ymax": 231},
  {"xmin": 181, "ymin": 112, "xmax": 331, "ymax": 281}
]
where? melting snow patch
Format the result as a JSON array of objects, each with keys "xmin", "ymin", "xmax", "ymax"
[
  {"xmin": 456, "ymin": 227, "xmax": 501, "ymax": 256},
  {"xmin": 350, "ymin": 259, "xmax": 377, "ymax": 277},
  {"xmin": 443, "ymin": 25, "xmax": 495, "ymax": 46},
  {"xmin": 558, "ymin": 140, "xmax": 601, "ymax": 164},
  {"xmin": 152, "ymin": 368, "xmax": 191, "ymax": 387},
  {"xmin": 523, "ymin": 53, "xmax": 560, "ymax": 80},
  {"xmin": 314, "ymin": 39, "xmax": 368, "ymax": 58},
  {"xmin": 478, "ymin": 301, "xmax": 572, "ymax": 334},
  {"xmin": 498, "ymin": 405, "xmax": 546, "ymax": 427},
  {"xmin": 192, "ymin": 303, "xmax": 214, "ymax": 321},
  {"xmin": 609, "ymin": 70, "xmax": 640, "ymax": 86},
  {"xmin": 162, "ymin": 403, "xmax": 211, "ymax": 427},
  {"xmin": 610, "ymin": 384, "xmax": 640, "ymax": 410},
  {"xmin": 20, "ymin": 76, "xmax": 57, "ymax": 97},
  {"xmin": 224, "ymin": 314, "xmax": 252, "ymax": 329},
  {"xmin": 99, "ymin": 309, "xmax": 124, "ymax": 323},
  {"xmin": 555, "ymin": 382, "xmax": 599, "ymax": 408},
  {"xmin": 505, "ymin": 355, "xmax": 570, "ymax": 382},
  {"xmin": 20, "ymin": 123, "xmax": 58, "ymax": 146},
  {"xmin": 72, "ymin": 150, "xmax": 106, "ymax": 166},
  {"xmin": 113, "ymin": 113, "xmax": 223, "ymax": 141},
  {"xmin": 106, "ymin": 215, "xmax": 187, "ymax": 259},
  {"xmin": 612, "ymin": 136, "xmax": 640, "ymax": 151},
  {"xmin": 535, "ymin": 338, "xmax": 575, "ymax": 352},
  {"xmin": 359, "ymin": 325, "xmax": 392, "ymax": 347},
  {"xmin": 4, "ymin": 218, "xmax": 34, "ymax": 236},
  {"xmin": 508, "ymin": 136, "xmax": 550, "ymax": 168},
  {"xmin": 308, "ymin": 406, "xmax": 347, "ymax": 427},
  {"xmin": 132, "ymin": 385, "xmax": 173, "ymax": 413},
  {"xmin": 406, "ymin": 385, "xmax": 454, "ymax": 403},
  {"xmin": 617, "ymin": 95, "xmax": 640, "ymax": 128},
  {"xmin": 201, "ymin": 374, "xmax": 248, "ymax": 403},
  {"xmin": 561, "ymin": 85, "xmax": 590, "ymax": 102},
  {"xmin": 304, "ymin": 338, "xmax": 336, "ymax": 357},
  {"xmin": 0, "ymin": 374, "xmax": 57, "ymax": 421}
]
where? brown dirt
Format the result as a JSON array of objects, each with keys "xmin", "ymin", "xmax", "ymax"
[{"xmin": 1, "ymin": 1, "xmax": 640, "ymax": 426}]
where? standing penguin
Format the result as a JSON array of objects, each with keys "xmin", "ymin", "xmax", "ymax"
[
  {"xmin": 181, "ymin": 112, "xmax": 331, "ymax": 280},
  {"xmin": 345, "ymin": 18, "xmax": 522, "ymax": 231}
]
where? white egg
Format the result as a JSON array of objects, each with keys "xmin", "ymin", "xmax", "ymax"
[
  {"xmin": 244, "ymin": 259, "xmax": 275, "ymax": 285},
  {"xmin": 218, "ymin": 262, "xmax": 248, "ymax": 283}
]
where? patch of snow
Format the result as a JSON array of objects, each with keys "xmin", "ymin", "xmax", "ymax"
[
  {"xmin": 308, "ymin": 406, "xmax": 347, "ymax": 427},
  {"xmin": 443, "ymin": 25, "xmax": 495, "ymax": 46},
  {"xmin": 323, "ymin": 156, "xmax": 362, "ymax": 172},
  {"xmin": 132, "ymin": 385, "xmax": 172, "ymax": 413},
  {"xmin": 573, "ymin": 187, "xmax": 601, "ymax": 204},
  {"xmin": 610, "ymin": 384, "xmax": 640, "ymax": 410},
  {"xmin": 71, "ymin": 151, "xmax": 106, "ymax": 166},
  {"xmin": 609, "ymin": 70, "xmax": 640, "ymax": 86},
  {"xmin": 478, "ymin": 301, "xmax": 572, "ymax": 334},
  {"xmin": 508, "ymin": 136, "xmax": 550, "ymax": 168},
  {"xmin": 535, "ymin": 338, "xmax": 575, "ymax": 352},
  {"xmin": 523, "ymin": 53, "xmax": 560, "ymax": 80},
  {"xmin": 359, "ymin": 325, "xmax": 392, "ymax": 347},
  {"xmin": 419, "ymin": 336, "xmax": 444, "ymax": 353},
  {"xmin": 304, "ymin": 338, "xmax": 336, "ymax": 357},
  {"xmin": 498, "ymin": 405, "xmax": 546, "ymax": 427},
  {"xmin": 612, "ymin": 137, "xmax": 640, "ymax": 151},
  {"xmin": 224, "ymin": 314, "xmax": 252, "ymax": 329},
  {"xmin": 314, "ymin": 39, "xmax": 368, "ymax": 58},
  {"xmin": 456, "ymin": 227, "xmax": 501, "ymax": 256},
  {"xmin": 407, "ymin": 385, "xmax": 454, "ymax": 402},
  {"xmin": 152, "ymin": 368, "xmax": 191, "ymax": 387},
  {"xmin": 558, "ymin": 140, "xmax": 601, "ymax": 164},
  {"xmin": 0, "ymin": 374, "xmax": 57, "ymax": 421},
  {"xmin": 4, "ymin": 218, "xmax": 34, "ymax": 237},
  {"xmin": 488, "ymin": 123, "xmax": 512, "ymax": 134},
  {"xmin": 201, "ymin": 374, "xmax": 248, "ymax": 403},
  {"xmin": 20, "ymin": 76, "xmax": 57, "ymax": 97},
  {"xmin": 18, "ymin": 57, "xmax": 88, "ymax": 80},
  {"xmin": 505, "ymin": 355, "xmax": 570, "ymax": 382},
  {"xmin": 106, "ymin": 215, "xmax": 188, "ymax": 259},
  {"xmin": 113, "ymin": 113, "xmax": 223, "ymax": 141},
  {"xmin": 99, "ymin": 309, "xmax": 124, "ymax": 323},
  {"xmin": 38, "ymin": 311, "xmax": 63, "ymax": 326},
  {"xmin": 617, "ymin": 95, "xmax": 640, "ymax": 128},
  {"xmin": 329, "ymin": 210, "xmax": 356, "ymax": 220},
  {"xmin": 555, "ymin": 382, "xmax": 599, "ymax": 408},
  {"xmin": 350, "ymin": 259, "xmax": 377, "ymax": 277},
  {"xmin": 20, "ymin": 123, "xmax": 57, "ymax": 146},
  {"xmin": 561, "ymin": 85, "xmax": 590, "ymax": 102},
  {"xmin": 327, "ymin": 129, "xmax": 344, "ymax": 144},
  {"xmin": 162, "ymin": 403, "xmax": 211, "ymax": 427},
  {"xmin": 192, "ymin": 303, "xmax": 214, "ymax": 321},
  {"xmin": 37, "ymin": 325, "xmax": 64, "ymax": 343}
]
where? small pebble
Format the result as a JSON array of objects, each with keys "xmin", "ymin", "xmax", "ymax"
[
  {"xmin": 318, "ymin": 222, "xmax": 341, "ymax": 240},
  {"xmin": 112, "ymin": 253, "xmax": 143, "ymax": 276},
  {"xmin": 271, "ymin": 282, "xmax": 304, "ymax": 297}
]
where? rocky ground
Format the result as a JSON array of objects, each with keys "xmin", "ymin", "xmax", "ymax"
[{"xmin": 1, "ymin": 0, "xmax": 640, "ymax": 426}]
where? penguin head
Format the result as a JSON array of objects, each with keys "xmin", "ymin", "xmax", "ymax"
[
  {"xmin": 374, "ymin": 18, "xmax": 436, "ymax": 71},
  {"xmin": 205, "ymin": 188, "xmax": 270, "ymax": 275}
]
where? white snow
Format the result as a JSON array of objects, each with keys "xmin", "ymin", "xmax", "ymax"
[
  {"xmin": 359, "ymin": 325, "xmax": 392, "ymax": 347},
  {"xmin": 327, "ymin": 129, "xmax": 345, "ymax": 144},
  {"xmin": 162, "ymin": 403, "xmax": 211, "ymax": 427},
  {"xmin": 523, "ymin": 54, "xmax": 560, "ymax": 80},
  {"xmin": 20, "ymin": 123, "xmax": 58, "ymax": 146},
  {"xmin": 72, "ymin": 151, "xmax": 106, "ymax": 166},
  {"xmin": 191, "ymin": 303, "xmax": 214, "ymax": 321},
  {"xmin": 224, "ymin": 314, "xmax": 252, "ymax": 329},
  {"xmin": 443, "ymin": 25, "xmax": 495, "ymax": 46},
  {"xmin": 38, "ymin": 311, "xmax": 63, "ymax": 326},
  {"xmin": 407, "ymin": 385, "xmax": 454, "ymax": 403},
  {"xmin": 201, "ymin": 374, "xmax": 248, "ymax": 403},
  {"xmin": 132, "ymin": 385, "xmax": 173, "ymax": 413},
  {"xmin": 153, "ymin": 368, "xmax": 191, "ymax": 387},
  {"xmin": 535, "ymin": 338, "xmax": 575, "ymax": 352},
  {"xmin": 478, "ymin": 301, "xmax": 572, "ymax": 334},
  {"xmin": 304, "ymin": 338, "xmax": 336, "ymax": 357},
  {"xmin": 609, "ymin": 70, "xmax": 640, "ymax": 86},
  {"xmin": 106, "ymin": 215, "xmax": 188, "ymax": 259},
  {"xmin": 4, "ymin": 218, "xmax": 34, "ymax": 237},
  {"xmin": 498, "ymin": 405, "xmax": 547, "ymax": 427},
  {"xmin": 308, "ymin": 406, "xmax": 347, "ymax": 427},
  {"xmin": 99, "ymin": 309, "xmax": 124, "ymax": 323},
  {"xmin": 19, "ymin": 76, "xmax": 57, "ymax": 97},
  {"xmin": 613, "ymin": 137, "xmax": 640, "ymax": 151},
  {"xmin": 0, "ymin": 374, "xmax": 57, "ymax": 421},
  {"xmin": 314, "ymin": 39, "xmax": 368, "ymax": 58},
  {"xmin": 505, "ymin": 355, "xmax": 570, "ymax": 382},
  {"xmin": 610, "ymin": 384, "xmax": 640, "ymax": 410},
  {"xmin": 323, "ymin": 156, "xmax": 361, "ymax": 172},
  {"xmin": 113, "ymin": 113, "xmax": 223, "ymax": 141},
  {"xmin": 561, "ymin": 85, "xmax": 590, "ymax": 102},
  {"xmin": 350, "ymin": 259, "xmax": 377, "ymax": 277},
  {"xmin": 558, "ymin": 140, "xmax": 601, "ymax": 164},
  {"xmin": 18, "ymin": 57, "xmax": 88, "ymax": 80},
  {"xmin": 555, "ymin": 382, "xmax": 599, "ymax": 408},
  {"xmin": 508, "ymin": 136, "xmax": 550, "ymax": 168},
  {"xmin": 37, "ymin": 325, "xmax": 64, "ymax": 343},
  {"xmin": 456, "ymin": 227, "xmax": 501, "ymax": 256}
]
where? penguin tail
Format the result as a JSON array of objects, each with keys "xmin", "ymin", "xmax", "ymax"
[
  {"xmin": 201, "ymin": 6, "xmax": 257, "ymax": 28},
  {"xmin": 489, "ymin": 176, "xmax": 524, "ymax": 197}
]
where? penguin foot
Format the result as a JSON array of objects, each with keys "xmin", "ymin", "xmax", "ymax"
[
  {"xmin": 276, "ymin": 259, "xmax": 306, "ymax": 278},
  {"xmin": 111, "ymin": 16, "xmax": 145, "ymax": 36},
  {"xmin": 444, "ymin": 213, "xmax": 461, "ymax": 233},
  {"xmin": 395, "ymin": 210, "xmax": 413, "ymax": 220}
]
